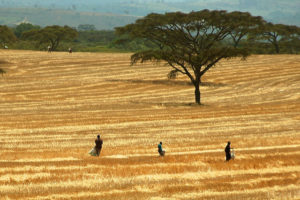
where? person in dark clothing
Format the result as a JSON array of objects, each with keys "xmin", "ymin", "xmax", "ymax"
[
  {"xmin": 95, "ymin": 135, "xmax": 103, "ymax": 156},
  {"xmin": 225, "ymin": 141, "xmax": 231, "ymax": 161},
  {"xmin": 158, "ymin": 142, "xmax": 165, "ymax": 156}
]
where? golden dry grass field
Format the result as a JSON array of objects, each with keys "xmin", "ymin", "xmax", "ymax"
[{"xmin": 0, "ymin": 50, "xmax": 300, "ymax": 200}]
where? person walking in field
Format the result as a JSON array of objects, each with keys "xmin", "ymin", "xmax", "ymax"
[
  {"xmin": 158, "ymin": 141, "xmax": 165, "ymax": 156},
  {"xmin": 68, "ymin": 47, "xmax": 72, "ymax": 53},
  {"xmin": 95, "ymin": 134, "xmax": 103, "ymax": 156},
  {"xmin": 47, "ymin": 45, "xmax": 51, "ymax": 53},
  {"xmin": 225, "ymin": 141, "xmax": 232, "ymax": 161},
  {"xmin": 88, "ymin": 134, "xmax": 103, "ymax": 156}
]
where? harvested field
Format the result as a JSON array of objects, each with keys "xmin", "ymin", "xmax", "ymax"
[{"xmin": 0, "ymin": 50, "xmax": 299, "ymax": 200}]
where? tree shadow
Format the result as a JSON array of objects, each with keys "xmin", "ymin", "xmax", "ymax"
[
  {"xmin": 129, "ymin": 100, "xmax": 210, "ymax": 108},
  {"xmin": 107, "ymin": 79, "xmax": 227, "ymax": 87},
  {"xmin": 108, "ymin": 79, "xmax": 192, "ymax": 86},
  {"xmin": 200, "ymin": 82, "xmax": 227, "ymax": 87},
  {"xmin": 0, "ymin": 60, "xmax": 9, "ymax": 65},
  {"xmin": 0, "ymin": 60, "xmax": 9, "ymax": 75}
]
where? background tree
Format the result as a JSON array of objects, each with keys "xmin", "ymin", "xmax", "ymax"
[
  {"xmin": 22, "ymin": 25, "xmax": 78, "ymax": 51},
  {"xmin": 282, "ymin": 36, "xmax": 300, "ymax": 54},
  {"xmin": 116, "ymin": 10, "xmax": 264, "ymax": 104},
  {"xmin": 227, "ymin": 11, "xmax": 264, "ymax": 48},
  {"xmin": 276, "ymin": 25, "xmax": 300, "ymax": 54},
  {"xmin": 78, "ymin": 30, "xmax": 115, "ymax": 44},
  {"xmin": 0, "ymin": 25, "xmax": 17, "ymax": 48},
  {"xmin": 14, "ymin": 23, "xmax": 40, "ymax": 38},
  {"xmin": 253, "ymin": 23, "xmax": 300, "ymax": 53}
]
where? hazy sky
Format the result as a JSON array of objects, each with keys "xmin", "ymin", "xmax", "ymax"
[{"xmin": 0, "ymin": 0, "xmax": 299, "ymax": 28}]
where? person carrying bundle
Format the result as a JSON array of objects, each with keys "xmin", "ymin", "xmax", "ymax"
[
  {"xmin": 89, "ymin": 134, "xmax": 103, "ymax": 157},
  {"xmin": 158, "ymin": 141, "xmax": 165, "ymax": 156}
]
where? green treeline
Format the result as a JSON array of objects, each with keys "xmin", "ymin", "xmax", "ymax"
[
  {"xmin": 1, "ymin": 23, "xmax": 161, "ymax": 53},
  {"xmin": 1, "ymin": 19, "xmax": 300, "ymax": 54}
]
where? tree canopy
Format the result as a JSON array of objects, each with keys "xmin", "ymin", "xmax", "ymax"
[
  {"xmin": 253, "ymin": 23, "xmax": 300, "ymax": 53},
  {"xmin": 116, "ymin": 10, "xmax": 265, "ymax": 104},
  {"xmin": 0, "ymin": 25, "xmax": 17, "ymax": 48},
  {"xmin": 22, "ymin": 25, "xmax": 78, "ymax": 51},
  {"xmin": 14, "ymin": 23, "xmax": 41, "ymax": 38}
]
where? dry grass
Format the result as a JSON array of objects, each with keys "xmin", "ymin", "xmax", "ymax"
[{"xmin": 0, "ymin": 49, "xmax": 299, "ymax": 200}]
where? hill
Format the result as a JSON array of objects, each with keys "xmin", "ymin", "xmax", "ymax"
[
  {"xmin": 0, "ymin": 0, "xmax": 299, "ymax": 29},
  {"xmin": 0, "ymin": 7, "xmax": 138, "ymax": 30}
]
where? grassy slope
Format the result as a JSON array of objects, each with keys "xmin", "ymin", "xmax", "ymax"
[
  {"xmin": 0, "ymin": 7, "xmax": 139, "ymax": 29},
  {"xmin": 0, "ymin": 50, "xmax": 299, "ymax": 199},
  {"xmin": 0, "ymin": 0, "xmax": 299, "ymax": 29}
]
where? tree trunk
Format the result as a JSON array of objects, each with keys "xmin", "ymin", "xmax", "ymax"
[
  {"xmin": 275, "ymin": 43, "xmax": 279, "ymax": 53},
  {"xmin": 194, "ymin": 83, "xmax": 201, "ymax": 105}
]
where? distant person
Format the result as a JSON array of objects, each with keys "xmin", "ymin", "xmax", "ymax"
[
  {"xmin": 47, "ymin": 45, "xmax": 51, "ymax": 53},
  {"xmin": 4, "ymin": 45, "xmax": 8, "ymax": 49},
  {"xmin": 95, "ymin": 134, "xmax": 103, "ymax": 156},
  {"xmin": 68, "ymin": 47, "xmax": 72, "ymax": 53},
  {"xmin": 225, "ymin": 141, "xmax": 232, "ymax": 161},
  {"xmin": 158, "ymin": 141, "xmax": 165, "ymax": 156}
]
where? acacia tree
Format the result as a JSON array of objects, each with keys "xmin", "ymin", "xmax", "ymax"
[
  {"xmin": 116, "ymin": 10, "xmax": 264, "ymax": 104},
  {"xmin": 228, "ymin": 11, "xmax": 264, "ymax": 48},
  {"xmin": 254, "ymin": 23, "xmax": 300, "ymax": 53},
  {"xmin": 22, "ymin": 25, "xmax": 78, "ymax": 51},
  {"xmin": 14, "ymin": 23, "xmax": 40, "ymax": 38},
  {"xmin": 0, "ymin": 25, "xmax": 17, "ymax": 48}
]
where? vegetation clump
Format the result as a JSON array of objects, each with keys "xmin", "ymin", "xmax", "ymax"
[{"xmin": 116, "ymin": 10, "xmax": 265, "ymax": 104}]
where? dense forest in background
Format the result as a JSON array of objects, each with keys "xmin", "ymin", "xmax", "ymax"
[
  {"xmin": 1, "ymin": 19, "xmax": 299, "ymax": 54},
  {"xmin": 0, "ymin": 0, "xmax": 299, "ymax": 54},
  {"xmin": 6, "ymin": 25, "xmax": 154, "ymax": 53}
]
